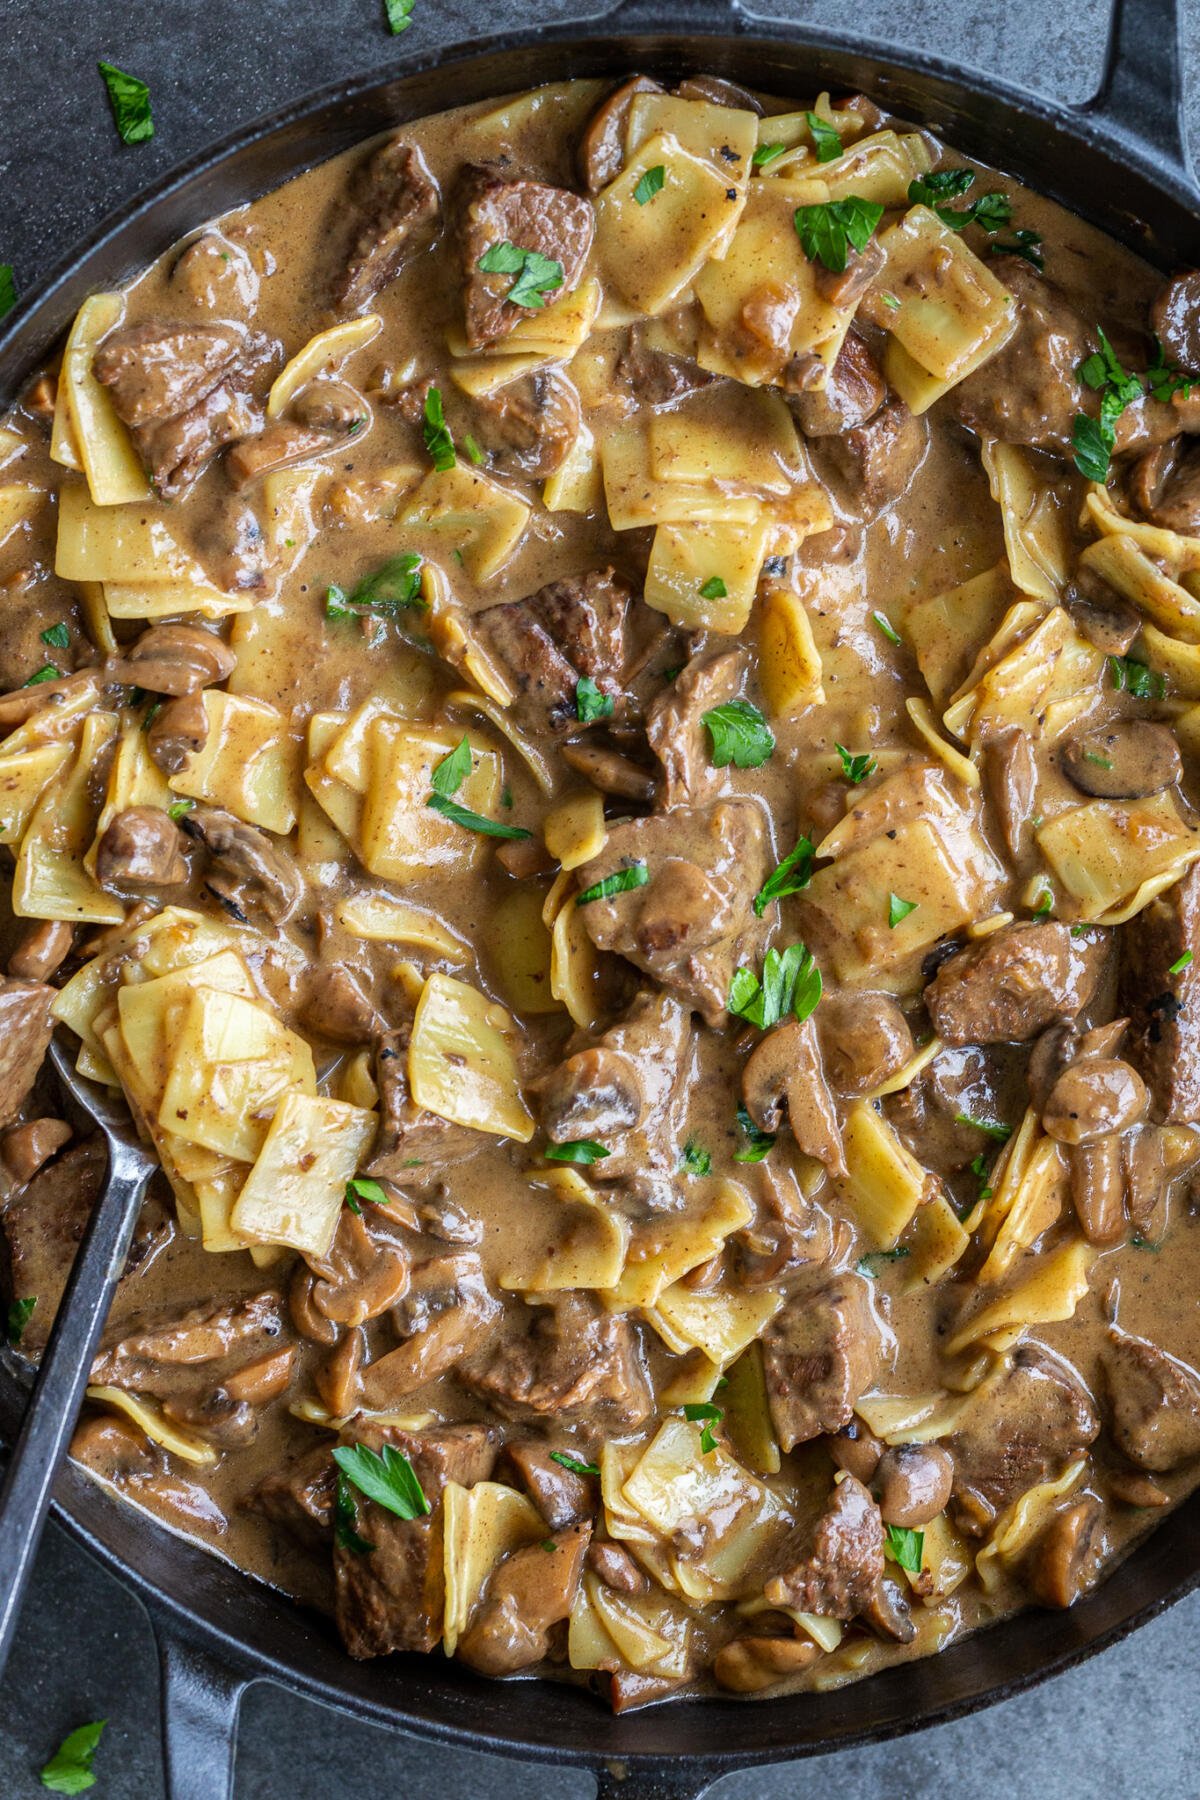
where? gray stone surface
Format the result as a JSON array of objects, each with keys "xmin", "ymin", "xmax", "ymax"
[{"xmin": 1, "ymin": 0, "xmax": 1199, "ymax": 1794}]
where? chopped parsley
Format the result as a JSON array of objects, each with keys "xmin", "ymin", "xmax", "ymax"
[
  {"xmin": 544, "ymin": 1139, "xmax": 610, "ymax": 1166},
  {"xmin": 98, "ymin": 62, "xmax": 153, "ymax": 144},
  {"xmin": 1032, "ymin": 889, "xmax": 1055, "ymax": 920},
  {"xmin": 1108, "ymin": 654, "xmax": 1165, "ymax": 700},
  {"xmin": 633, "ymin": 164, "xmax": 666, "ymax": 205},
  {"xmin": 1073, "ymin": 328, "xmax": 1148, "ymax": 482},
  {"xmin": 1170, "ymin": 951, "xmax": 1194, "ymax": 975},
  {"xmin": 698, "ymin": 575, "xmax": 728, "ymax": 600},
  {"xmin": 0, "ymin": 264, "xmax": 14, "ymax": 320},
  {"xmin": 702, "ymin": 699, "xmax": 775, "ymax": 769},
  {"xmin": 888, "ymin": 893, "xmax": 918, "ymax": 928},
  {"xmin": 752, "ymin": 142, "xmax": 788, "ymax": 170},
  {"xmin": 7, "ymin": 1295, "xmax": 36, "ymax": 1345},
  {"xmin": 40, "ymin": 621, "xmax": 70, "ymax": 650},
  {"xmin": 884, "ymin": 1523, "xmax": 924, "ymax": 1573},
  {"xmin": 431, "ymin": 735, "xmax": 473, "ymax": 797},
  {"xmin": 166, "ymin": 799, "xmax": 194, "ymax": 822},
  {"xmin": 333, "ymin": 1472, "xmax": 375, "ymax": 1555},
  {"xmin": 1130, "ymin": 1234, "xmax": 1162, "ymax": 1252},
  {"xmin": 549, "ymin": 1450, "xmax": 600, "ymax": 1477},
  {"xmin": 794, "ymin": 196, "xmax": 884, "ymax": 274},
  {"xmin": 40, "ymin": 1719, "xmax": 106, "ymax": 1795},
  {"xmin": 683, "ymin": 1401, "xmax": 723, "ymax": 1454},
  {"xmin": 575, "ymin": 860, "xmax": 649, "ymax": 906},
  {"xmin": 462, "ymin": 432, "xmax": 485, "ymax": 466},
  {"xmin": 345, "ymin": 1176, "xmax": 389, "ymax": 1215},
  {"xmin": 805, "ymin": 111, "xmax": 843, "ymax": 163},
  {"xmin": 422, "ymin": 385, "xmax": 456, "ymax": 471},
  {"xmin": 680, "ymin": 1140, "xmax": 712, "ymax": 1177},
  {"xmin": 836, "ymin": 742, "xmax": 877, "ymax": 784},
  {"xmin": 24, "ymin": 664, "xmax": 61, "ymax": 687},
  {"xmin": 477, "ymin": 240, "xmax": 564, "ymax": 310},
  {"xmin": 1082, "ymin": 750, "xmax": 1113, "ymax": 769},
  {"xmin": 956, "ymin": 1112, "xmax": 1011, "ymax": 1141},
  {"xmin": 857, "ymin": 1247, "xmax": 911, "ymax": 1277},
  {"xmin": 332, "ymin": 1442, "xmax": 430, "ymax": 1520},
  {"xmin": 753, "ymin": 833, "xmax": 815, "ymax": 916},
  {"xmin": 728, "ymin": 941, "xmax": 822, "ymax": 1029},
  {"xmin": 733, "ymin": 1104, "xmax": 776, "ymax": 1163},
  {"xmin": 907, "ymin": 168, "xmax": 975, "ymax": 205},
  {"xmin": 872, "ymin": 610, "xmax": 902, "ymax": 646},
  {"xmin": 1145, "ymin": 335, "xmax": 1199, "ymax": 405},
  {"xmin": 325, "ymin": 553, "xmax": 423, "ymax": 619},
  {"xmin": 384, "ymin": 0, "xmax": 415, "ymax": 30},
  {"xmin": 575, "ymin": 675, "xmax": 614, "ymax": 724},
  {"xmin": 426, "ymin": 735, "xmax": 530, "ymax": 839},
  {"xmin": 989, "ymin": 228, "xmax": 1044, "ymax": 270},
  {"xmin": 969, "ymin": 1152, "xmax": 994, "ymax": 1203}
]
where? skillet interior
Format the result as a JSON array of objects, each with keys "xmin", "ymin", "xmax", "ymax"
[{"xmin": 1, "ymin": 12, "xmax": 1199, "ymax": 1781}]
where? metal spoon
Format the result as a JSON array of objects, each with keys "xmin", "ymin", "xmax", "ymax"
[{"xmin": 0, "ymin": 1037, "xmax": 158, "ymax": 1676}]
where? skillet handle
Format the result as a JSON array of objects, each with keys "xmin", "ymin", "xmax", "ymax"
[
  {"xmin": 153, "ymin": 1618, "xmax": 250, "ymax": 1800},
  {"xmin": 1085, "ymin": 0, "xmax": 1192, "ymax": 184},
  {"xmin": 593, "ymin": 1767, "xmax": 723, "ymax": 1800}
]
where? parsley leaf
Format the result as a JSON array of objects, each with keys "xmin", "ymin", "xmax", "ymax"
[
  {"xmin": 728, "ymin": 942, "xmax": 822, "ymax": 1029},
  {"xmin": 334, "ymin": 1472, "xmax": 375, "ymax": 1554},
  {"xmin": 969, "ymin": 1151, "xmax": 995, "ymax": 1203},
  {"xmin": 40, "ymin": 621, "xmax": 70, "ymax": 650},
  {"xmin": 431, "ymin": 734, "xmax": 473, "ymax": 797},
  {"xmin": 698, "ymin": 575, "xmax": 728, "ymax": 600},
  {"xmin": 549, "ymin": 1450, "xmax": 600, "ymax": 1477},
  {"xmin": 1145, "ymin": 335, "xmax": 1199, "ymax": 405},
  {"xmin": 575, "ymin": 675, "xmax": 613, "ymax": 724},
  {"xmin": 384, "ymin": 0, "xmax": 415, "ymax": 30},
  {"xmin": 907, "ymin": 169, "xmax": 1012, "ymax": 234},
  {"xmin": 989, "ymin": 228, "xmax": 1044, "ymax": 270},
  {"xmin": 462, "ymin": 432, "xmax": 485, "ymax": 466},
  {"xmin": 681, "ymin": 1140, "xmax": 712, "ymax": 1177},
  {"xmin": 702, "ymin": 699, "xmax": 775, "ymax": 769},
  {"xmin": 326, "ymin": 553, "xmax": 423, "ymax": 619},
  {"xmin": 884, "ymin": 1523, "xmax": 924, "ymax": 1573},
  {"xmin": 1032, "ymin": 889, "xmax": 1054, "ymax": 920},
  {"xmin": 752, "ymin": 142, "xmax": 787, "ymax": 169},
  {"xmin": 633, "ymin": 164, "xmax": 665, "ymax": 205},
  {"xmin": 167, "ymin": 799, "xmax": 194, "ymax": 822},
  {"xmin": 805, "ymin": 112, "xmax": 843, "ymax": 163},
  {"xmin": 426, "ymin": 793, "xmax": 531, "ymax": 839},
  {"xmin": 24, "ymin": 664, "xmax": 61, "ymax": 687},
  {"xmin": 733, "ymin": 1103, "xmax": 775, "ymax": 1163},
  {"xmin": 1072, "ymin": 329, "xmax": 1144, "ymax": 481},
  {"xmin": 683, "ymin": 1401, "xmax": 723, "ymax": 1453},
  {"xmin": 1170, "ymin": 951, "xmax": 1194, "ymax": 975},
  {"xmin": 956, "ymin": 1112, "xmax": 1011, "ymax": 1141},
  {"xmin": 1108, "ymin": 654, "xmax": 1165, "ymax": 700},
  {"xmin": 0, "ymin": 264, "xmax": 15, "ymax": 320},
  {"xmin": 40, "ymin": 1720, "xmax": 106, "ymax": 1795},
  {"xmin": 544, "ymin": 1139, "xmax": 609, "ymax": 1165},
  {"xmin": 753, "ymin": 834, "xmax": 815, "ymax": 916},
  {"xmin": 857, "ymin": 1247, "xmax": 911, "ymax": 1277},
  {"xmin": 836, "ymin": 742, "xmax": 877, "ymax": 784},
  {"xmin": 98, "ymin": 62, "xmax": 153, "ymax": 145},
  {"xmin": 576, "ymin": 860, "xmax": 650, "ymax": 906},
  {"xmin": 908, "ymin": 168, "xmax": 976, "ymax": 204},
  {"xmin": 794, "ymin": 196, "xmax": 884, "ymax": 274},
  {"xmin": 477, "ymin": 241, "xmax": 564, "ymax": 311},
  {"xmin": 872, "ymin": 610, "xmax": 902, "ymax": 646},
  {"xmin": 1072, "ymin": 413, "xmax": 1113, "ymax": 482},
  {"xmin": 332, "ymin": 1442, "xmax": 430, "ymax": 1520},
  {"xmin": 7, "ymin": 1295, "xmax": 36, "ymax": 1344},
  {"xmin": 422, "ymin": 385, "xmax": 456, "ymax": 471},
  {"xmin": 888, "ymin": 893, "xmax": 918, "ymax": 928},
  {"xmin": 345, "ymin": 1176, "xmax": 389, "ymax": 1214}
]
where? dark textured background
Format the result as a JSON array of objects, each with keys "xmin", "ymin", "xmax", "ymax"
[{"xmin": 2, "ymin": 0, "xmax": 1200, "ymax": 1793}]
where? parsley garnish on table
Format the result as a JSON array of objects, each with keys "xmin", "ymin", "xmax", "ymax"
[
  {"xmin": 40, "ymin": 1720, "xmax": 106, "ymax": 1795},
  {"xmin": 0, "ymin": 264, "xmax": 15, "ymax": 320},
  {"xmin": 98, "ymin": 62, "xmax": 153, "ymax": 145},
  {"xmin": 384, "ymin": 0, "xmax": 415, "ymax": 30}
]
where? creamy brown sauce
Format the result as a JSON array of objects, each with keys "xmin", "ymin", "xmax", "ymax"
[{"xmin": 2, "ymin": 73, "xmax": 1200, "ymax": 1707}]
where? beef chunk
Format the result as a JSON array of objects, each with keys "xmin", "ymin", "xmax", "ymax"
[
  {"xmin": 472, "ymin": 568, "xmax": 635, "ymax": 735},
  {"xmin": 786, "ymin": 330, "xmax": 885, "ymax": 438},
  {"xmin": 818, "ymin": 394, "xmax": 928, "ymax": 510},
  {"xmin": 982, "ymin": 723, "xmax": 1037, "ymax": 860},
  {"xmin": 0, "ymin": 1118, "xmax": 72, "ymax": 1185},
  {"xmin": 461, "ymin": 1292, "xmax": 651, "ymax": 1430},
  {"xmin": 458, "ymin": 165, "xmax": 595, "ymax": 350},
  {"xmin": 501, "ymin": 1439, "xmax": 593, "ymax": 1529},
  {"xmin": 90, "ymin": 1290, "xmax": 285, "ymax": 1399},
  {"xmin": 616, "ymin": 323, "xmax": 717, "ymax": 407},
  {"xmin": 469, "ymin": 368, "xmax": 581, "ymax": 478},
  {"xmin": 1120, "ymin": 863, "xmax": 1200, "ymax": 1122},
  {"xmin": 334, "ymin": 1422, "xmax": 494, "ymax": 1658},
  {"xmin": 105, "ymin": 622, "xmax": 236, "ymax": 696},
  {"xmin": 954, "ymin": 257, "xmax": 1092, "ymax": 455},
  {"xmin": 226, "ymin": 419, "xmax": 344, "ymax": 488},
  {"xmin": 885, "ymin": 1043, "xmax": 1014, "ymax": 1177},
  {"xmin": 1131, "ymin": 436, "xmax": 1200, "ymax": 534},
  {"xmin": 360, "ymin": 1250, "xmax": 501, "ymax": 1406},
  {"xmin": 7, "ymin": 921, "xmax": 74, "ymax": 983},
  {"xmin": 765, "ymin": 1474, "xmax": 885, "ymax": 1618},
  {"xmin": 578, "ymin": 76, "xmax": 664, "ymax": 193},
  {"xmin": 95, "ymin": 807, "xmax": 188, "ymax": 893},
  {"xmin": 298, "ymin": 965, "xmax": 382, "ymax": 1046},
  {"xmin": 458, "ymin": 1519, "xmax": 591, "ymax": 1676},
  {"xmin": 146, "ymin": 693, "xmax": 210, "ymax": 776},
  {"xmin": 1, "ymin": 1138, "xmax": 172, "ymax": 1350},
  {"xmin": 646, "ymin": 647, "xmax": 745, "ymax": 807},
  {"xmin": 926, "ymin": 921, "xmax": 1104, "ymax": 1046},
  {"xmin": 1151, "ymin": 270, "xmax": 1200, "ymax": 376},
  {"xmin": 332, "ymin": 136, "xmax": 440, "ymax": 311},
  {"xmin": 178, "ymin": 804, "xmax": 303, "ymax": 925},
  {"xmin": 947, "ymin": 1345, "xmax": 1099, "ymax": 1534},
  {"xmin": 0, "ymin": 978, "xmax": 55, "ymax": 1125},
  {"xmin": 367, "ymin": 1027, "xmax": 482, "ymax": 1183},
  {"xmin": 536, "ymin": 992, "xmax": 694, "ymax": 1190},
  {"xmin": 574, "ymin": 799, "xmax": 770, "ymax": 1025},
  {"xmin": 761, "ymin": 1273, "xmax": 892, "ymax": 1451},
  {"xmin": 246, "ymin": 1445, "xmax": 337, "ymax": 1551},
  {"xmin": 1103, "ymin": 1329, "xmax": 1200, "ymax": 1472},
  {"xmin": 92, "ymin": 320, "xmax": 278, "ymax": 497}
]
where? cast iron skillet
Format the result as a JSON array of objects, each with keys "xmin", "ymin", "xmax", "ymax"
[{"xmin": 1, "ymin": 0, "xmax": 1198, "ymax": 1794}]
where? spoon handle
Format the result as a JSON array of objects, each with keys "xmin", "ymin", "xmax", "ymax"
[{"xmin": 0, "ymin": 1143, "xmax": 153, "ymax": 1674}]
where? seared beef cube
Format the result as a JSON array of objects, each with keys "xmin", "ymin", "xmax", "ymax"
[
  {"xmin": 1152, "ymin": 270, "xmax": 1200, "ymax": 375},
  {"xmin": 616, "ymin": 323, "xmax": 716, "ymax": 406},
  {"xmin": 1103, "ymin": 1329, "xmax": 1200, "ymax": 1472},
  {"xmin": 884, "ymin": 1044, "xmax": 1013, "ymax": 1178},
  {"xmin": 818, "ymin": 394, "xmax": 927, "ymax": 509},
  {"xmin": 469, "ymin": 368, "xmax": 580, "ymax": 478},
  {"xmin": 0, "ymin": 977, "xmax": 55, "ymax": 1125},
  {"xmin": 787, "ymin": 330, "xmax": 884, "ymax": 437},
  {"xmin": 93, "ymin": 319, "xmax": 278, "ymax": 498},
  {"xmin": 462, "ymin": 1292, "xmax": 651, "ymax": 1431},
  {"xmin": 225, "ymin": 419, "xmax": 343, "ymax": 488},
  {"xmin": 458, "ymin": 1519, "xmax": 591, "ymax": 1675},
  {"xmin": 298, "ymin": 965, "xmax": 382, "ymax": 1047},
  {"xmin": 954, "ymin": 257, "xmax": 1093, "ymax": 455},
  {"xmin": 360, "ymin": 1251, "xmax": 501, "ymax": 1407},
  {"xmin": 367, "ymin": 1027, "xmax": 482, "ymax": 1182},
  {"xmin": 1121, "ymin": 863, "xmax": 1200, "ymax": 1122},
  {"xmin": 1131, "ymin": 438, "xmax": 1200, "ymax": 534},
  {"xmin": 575, "ymin": 799, "xmax": 770, "ymax": 1026},
  {"xmin": 95, "ymin": 807, "xmax": 188, "ymax": 893},
  {"xmin": 332, "ymin": 136, "xmax": 440, "ymax": 311},
  {"xmin": 90, "ymin": 1290, "xmax": 285, "ymax": 1399},
  {"xmin": 947, "ymin": 1345, "xmax": 1099, "ymax": 1534},
  {"xmin": 501, "ymin": 1439, "xmax": 594, "ymax": 1529},
  {"xmin": 926, "ymin": 921, "xmax": 1105, "ymax": 1047},
  {"xmin": 765, "ymin": 1474, "xmax": 885, "ymax": 1619},
  {"xmin": 472, "ymin": 568, "xmax": 635, "ymax": 735},
  {"xmin": 646, "ymin": 648, "xmax": 746, "ymax": 807},
  {"xmin": 334, "ymin": 1422, "xmax": 495, "ymax": 1658},
  {"xmin": 761, "ymin": 1273, "xmax": 892, "ymax": 1451},
  {"xmin": 458, "ymin": 165, "xmax": 594, "ymax": 350},
  {"xmin": 247, "ymin": 1445, "xmax": 337, "ymax": 1551}
]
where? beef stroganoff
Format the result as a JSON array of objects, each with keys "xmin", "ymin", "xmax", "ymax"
[{"xmin": 2, "ymin": 72, "xmax": 1200, "ymax": 1707}]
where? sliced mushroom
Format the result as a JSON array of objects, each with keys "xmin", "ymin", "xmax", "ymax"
[
  {"xmin": 538, "ymin": 1046, "xmax": 645, "ymax": 1140},
  {"xmin": 1026, "ymin": 1497, "xmax": 1102, "ymax": 1609},
  {"xmin": 861, "ymin": 1577, "xmax": 916, "ymax": 1644},
  {"xmin": 713, "ymin": 1633, "xmax": 820, "ymax": 1694},
  {"xmin": 559, "ymin": 740, "xmax": 656, "ymax": 802},
  {"xmin": 298, "ymin": 965, "xmax": 382, "ymax": 1045},
  {"xmin": 874, "ymin": 1444, "xmax": 954, "ymax": 1528},
  {"xmin": 223, "ymin": 1345, "xmax": 297, "ymax": 1406},
  {"xmin": 179, "ymin": 803, "xmax": 303, "ymax": 924},
  {"xmin": 982, "ymin": 723, "xmax": 1038, "ymax": 860},
  {"xmin": 226, "ymin": 419, "xmax": 345, "ymax": 489},
  {"xmin": 1068, "ymin": 1135, "xmax": 1126, "ymax": 1245},
  {"xmin": 314, "ymin": 1327, "xmax": 364, "ymax": 1417},
  {"xmin": 1063, "ymin": 572, "xmax": 1140, "ymax": 655},
  {"xmin": 742, "ymin": 1016, "xmax": 846, "ymax": 1176},
  {"xmin": 147, "ymin": 692, "xmax": 211, "ymax": 775},
  {"xmin": 675, "ymin": 74, "xmax": 764, "ymax": 113},
  {"xmin": 1060, "ymin": 722, "xmax": 1181, "ymax": 799},
  {"xmin": 829, "ymin": 1420, "xmax": 884, "ymax": 1484},
  {"xmin": 1043, "ymin": 1058, "xmax": 1149, "ymax": 1145},
  {"xmin": 106, "ymin": 622, "xmax": 236, "ymax": 696},
  {"xmin": 307, "ymin": 1208, "xmax": 410, "ymax": 1328},
  {"xmin": 817, "ymin": 990, "xmax": 913, "ymax": 1098},
  {"xmin": 586, "ymin": 1540, "xmax": 649, "ymax": 1595},
  {"xmin": 577, "ymin": 75, "xmax": 664, "ymax": 193},
  {"xmin": 95, "ymin": 807, "xmax": 189, "ymax": 893},
  {"xmin": 0, "ymin": 1117, "xmax": 73, "ymax": 1184},
  {"xmin": 7, "ymin": 920, "xmax": 74, "ymax": 981},
  {"xmin": 161, "ymin": 1389, "xmax": 259, "ymax": 1448}
]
